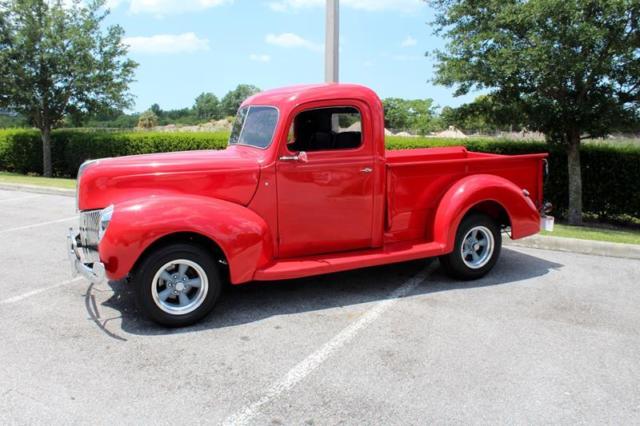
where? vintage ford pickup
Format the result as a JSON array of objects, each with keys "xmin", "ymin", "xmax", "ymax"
[{"xmin": 68, "ymin": 84, "xmax": 548, "ymax": 326}]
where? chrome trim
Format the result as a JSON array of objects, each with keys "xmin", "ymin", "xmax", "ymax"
[
  {"xmin": 278, "ymin": 151, "xmax": 308, "ymax": 163},
  {"xmin": 79, "ymin": 209, "xmax": 101, "ymax": 248},
  {"xmin": 98, "ymin": 205, "xmax": 114, "ymax": 242},
  {"xmin": 67, "ymin": 228, "xmax": 105, "ymax": 283}
]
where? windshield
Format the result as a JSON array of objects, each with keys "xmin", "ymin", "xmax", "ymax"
[{"xmin": 229, "ymin": 106, "xmax": 279, "ymax": 149}]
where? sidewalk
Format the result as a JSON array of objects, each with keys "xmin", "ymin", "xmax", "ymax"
[{"xmin": 505, "ymin": 233, "xmax": 640, "ymax": 260}]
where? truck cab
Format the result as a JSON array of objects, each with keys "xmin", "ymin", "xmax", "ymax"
[{"xmin": 68, "ymin": 84, "xmax": 548, "ymax": 326}]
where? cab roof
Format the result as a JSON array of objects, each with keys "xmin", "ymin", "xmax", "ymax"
[{"xmin": 242, "ymin": 84, "xmax": 382, "ymax": 109}]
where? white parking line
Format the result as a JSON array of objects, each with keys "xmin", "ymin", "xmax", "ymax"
[
  {"xmin": 0, "ymin": 216, "xmax": 77, "ymax": 235},
  {"xmin": 222, "ymin": 262, "xmax": 437, "ymax": 426},
  {"xmin": 0, "ymin": 276, "xmax": 84, "ymax": 305},
  {"xmin": 0, "ymin": 194, "xmax": 42, "ymax": 203}
]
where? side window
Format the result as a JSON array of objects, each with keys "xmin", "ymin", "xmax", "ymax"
[{"xmin": 287, "ymin": 107, "xmax": 362, "ymax": 152}]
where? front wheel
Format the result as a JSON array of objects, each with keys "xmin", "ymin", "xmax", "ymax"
[
  {"xmin": 439, "ymin": 213, "xmax": 502, "ymax": 280},
  {"xmin": 133, "ymin": 243, "xmax": 222, "ymax": 327}
]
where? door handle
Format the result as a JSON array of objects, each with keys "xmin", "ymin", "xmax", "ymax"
[
  {"xmin": 360, "ymin": 167, "xmax": 373, "ymax": 173},
  {"xmin": 279, "ymin": 151, "xmax": 308, "ymax": 163}
]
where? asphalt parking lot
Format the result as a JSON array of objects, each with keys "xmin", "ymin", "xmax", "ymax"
[{"xmin": 1, "ymin": 188, "xmax": 639, "ymax": 425}]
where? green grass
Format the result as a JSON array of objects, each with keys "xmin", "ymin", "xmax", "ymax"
[
  {"xmin": 542, "ymin": 223, "xmax": 640, "ymax": 245},
  {"xmin": 0, "ymin": 172, "xmax": 76, "ymax": 189}
]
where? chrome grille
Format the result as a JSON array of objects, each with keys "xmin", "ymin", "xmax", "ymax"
[{"xmin": 79, "ymin": 210, "xmax": 101, "ymax": 249}]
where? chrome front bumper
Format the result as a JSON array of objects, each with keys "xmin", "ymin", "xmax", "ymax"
[{"xmin": 67, "ymin": 228, "xmax": 106, "ymax": 283}]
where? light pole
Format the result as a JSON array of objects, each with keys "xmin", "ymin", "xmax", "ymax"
[{"xmin": 325, "ymin": 0, "xmax": 339, "ymax": 83}]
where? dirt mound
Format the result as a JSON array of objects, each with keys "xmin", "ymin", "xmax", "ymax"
[{"xmin": 435, "ymin": 126, "xmax": 467, "ymax": 138}]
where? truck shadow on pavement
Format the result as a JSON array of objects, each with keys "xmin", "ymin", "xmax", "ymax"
[{"xmin": 92, "ymin": 247, "xmax": 563, "ymax": 338}]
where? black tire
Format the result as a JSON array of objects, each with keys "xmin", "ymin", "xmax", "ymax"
[
  {"xmin": 439, "ymin": 213, "xmax": 502, "ymax": 280},
  {"xmin": 133, "ymin": 243, "xmax": 222, "ymax": 327}
]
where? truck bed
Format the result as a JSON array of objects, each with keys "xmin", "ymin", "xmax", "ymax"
[
  {"xmin": 386, "ymin": 146, "xmax": 471, "ymax": 163},
  {"xmin": 384, "ymin": 146, "xmax": 547, "ymax": 243}
]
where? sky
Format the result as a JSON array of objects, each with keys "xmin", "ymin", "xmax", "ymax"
[{"xmin": 103, "ymin": 0, "xmax": 479, "ymax": 112}]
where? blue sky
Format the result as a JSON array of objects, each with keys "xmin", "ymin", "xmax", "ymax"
[{"xmin": 104, "ymin": 0, "xmax": 478, "ymax": 112}]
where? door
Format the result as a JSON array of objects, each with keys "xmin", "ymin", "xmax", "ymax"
[{"xmin": 276, "ymin": 105, "xmax": 375, "ymax": 258}]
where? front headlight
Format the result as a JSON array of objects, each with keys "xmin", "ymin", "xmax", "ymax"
[{"xmin": 98, "ymin": 205, "xmax": 114, "ymax": 242}]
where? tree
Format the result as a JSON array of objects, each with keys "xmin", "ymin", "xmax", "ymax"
[
  {"xmin": 221, "ymin": 84, "xmax": 260, "ymax": 117},
  {"xmin": 0, "ymin": 0, "xmax": 137, "ymax": 176},
  {"xmin": 137, "ymin": 110, "xmax": 158, "ymax": 129},
  {"xmin": 441, "ymin": 95, "xmax": 527, "ymax": 134},
  {"xmin": 193, "ymin": 92, "xmax": 220, "ymax": 120},
  {"xmin": 150, "ymin": 103, "xmax": 163, "ymax": 118},
  {"xmin": 429, "ymin": 0, "xmax": 640, "ymax": 225},
  {"xmin": 383, "ymin": 98, "xmax": 439, "ymax": 135}
]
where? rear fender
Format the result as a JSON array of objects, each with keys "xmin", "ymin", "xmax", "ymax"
[
  {"xmin": 433, "ymin": 174, "xmax": 540, "ymax": 252},
  {"xmin": 99, "ymin": 195, "xmax": 273, "ymax": 284}
]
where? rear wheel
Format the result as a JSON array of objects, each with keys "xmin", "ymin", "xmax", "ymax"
[
  {"xmin": 439, "ymin": 213, "xmax": 502, "ymax": 280},
  {"xmin": 133, "ymin": 243, "xmax": 222, "ymax": 327}
]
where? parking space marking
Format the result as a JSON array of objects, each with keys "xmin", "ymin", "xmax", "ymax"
[
  {"xmin": 0, "ymin": 276, "xmax": 84, "ymax": 305},
  {"xmin": 0, "ymin": 194, "xmax": 42, "ymax": 203},
  {"xmin": 223, "ymin": 262, "xmax": 437, "ymax": 426},
  {"xmin": 0, "ymin": 216, "xmax": 77, "ymax": 234}
]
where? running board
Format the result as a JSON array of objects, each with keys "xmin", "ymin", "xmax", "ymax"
[{"xmin": 254, "ymin": 241, "xmax": 446, "ymax": 281}]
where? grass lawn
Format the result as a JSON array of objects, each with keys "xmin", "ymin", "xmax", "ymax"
[
  {"xmin": 542, "ymin": 223, "xmax": 640, "ymax": 245},
  {"xmin": 0, "ymin": 172, "xmax": 76, "ymax": 189}
]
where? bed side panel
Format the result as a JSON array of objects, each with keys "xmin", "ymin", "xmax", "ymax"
[{"xmin": 385, "ymin": 153, "xmax": 547, "ymax": 243}]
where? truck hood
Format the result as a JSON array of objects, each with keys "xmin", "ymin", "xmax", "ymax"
[{"xmin": 78, "ymin": 146, "xmax": 262, "ymax": 211}]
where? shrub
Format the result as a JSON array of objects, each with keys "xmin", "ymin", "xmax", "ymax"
[
  {"xmin": 0, "ymin": 129, "xmax": 229, "ymax": 176},
  {"xmin": 137, "ymin": 110, "xmax": 159, "ymax": 129},
  {"xmin": 1, "ymin": 129, "xmax": 638, "ymax": 221},
  {"xmin": 387, "ymin": 136, "xmax": 640, "ymax": 221}
]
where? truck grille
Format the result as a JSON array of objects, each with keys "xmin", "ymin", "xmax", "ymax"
[{"xmin": 79, "ymin": 210, "xmax": 101, "ymax": 249}]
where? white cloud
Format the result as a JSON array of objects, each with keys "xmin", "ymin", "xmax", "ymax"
[
  {"xmin": 123, "ymin": 32, "xmax": 210, "ymax": 54},
  {"xmin": 128, "ymin": 0, "xmax": 232, "ymax": 15},
  {"xmin": 265, "ymin": 33, "xmax": 322, "ymax": 51},
  {"xmin": 401, "ymin": 35, "xmax": 417, "ymax": 47},
  {"xmin": 268, "ymin": 1, "xmax": 289, "ymax": 11},
  {"xmin": 269, "ymin": 0, "xmax": 421, "ymax": 12},
  {"xmin": 249, "ymin": 53, "xmax": 271, "ymax": 62}
]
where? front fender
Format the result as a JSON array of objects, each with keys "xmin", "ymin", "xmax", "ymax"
[
  {"xmin": 99, "ymin": 195, "xmax": 273, "ymax": 284},
  {"xmin": 433, "ymin": 174, "xmax": 540, "ymax": 252}
]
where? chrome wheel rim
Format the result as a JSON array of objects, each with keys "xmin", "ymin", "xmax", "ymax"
[
  {"xmin": 151, "ymin": 259, "xmax": 209, "ymax": 315},
  {"xmin": 461, "ymin": 226, "xmax": 494, "ymax": 269}
]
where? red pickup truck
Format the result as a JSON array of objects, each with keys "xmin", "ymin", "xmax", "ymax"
[{"xmin": 68, "ymin": 84, "xmax": 548, "ymax": 326}]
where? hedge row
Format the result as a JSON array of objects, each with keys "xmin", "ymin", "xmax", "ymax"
[
  {"xmin": 389, "ymin": 136, "xmax": 640, "ymax": 221},
  {"xmin": 0, "ymin": 129, "xmax": 229, "ymax": 177},
  {"xmin": 1, "ymin": 129, "xmax": 639, "ymax": 220}
]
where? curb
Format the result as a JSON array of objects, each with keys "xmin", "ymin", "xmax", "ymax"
[
  {"xmin": 505, "ymin": 234, "xmax": 640, "ymax": 260},
  {"xmin": 0, "ymin": 182, "xmax": 75, "ymax": 197}
]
